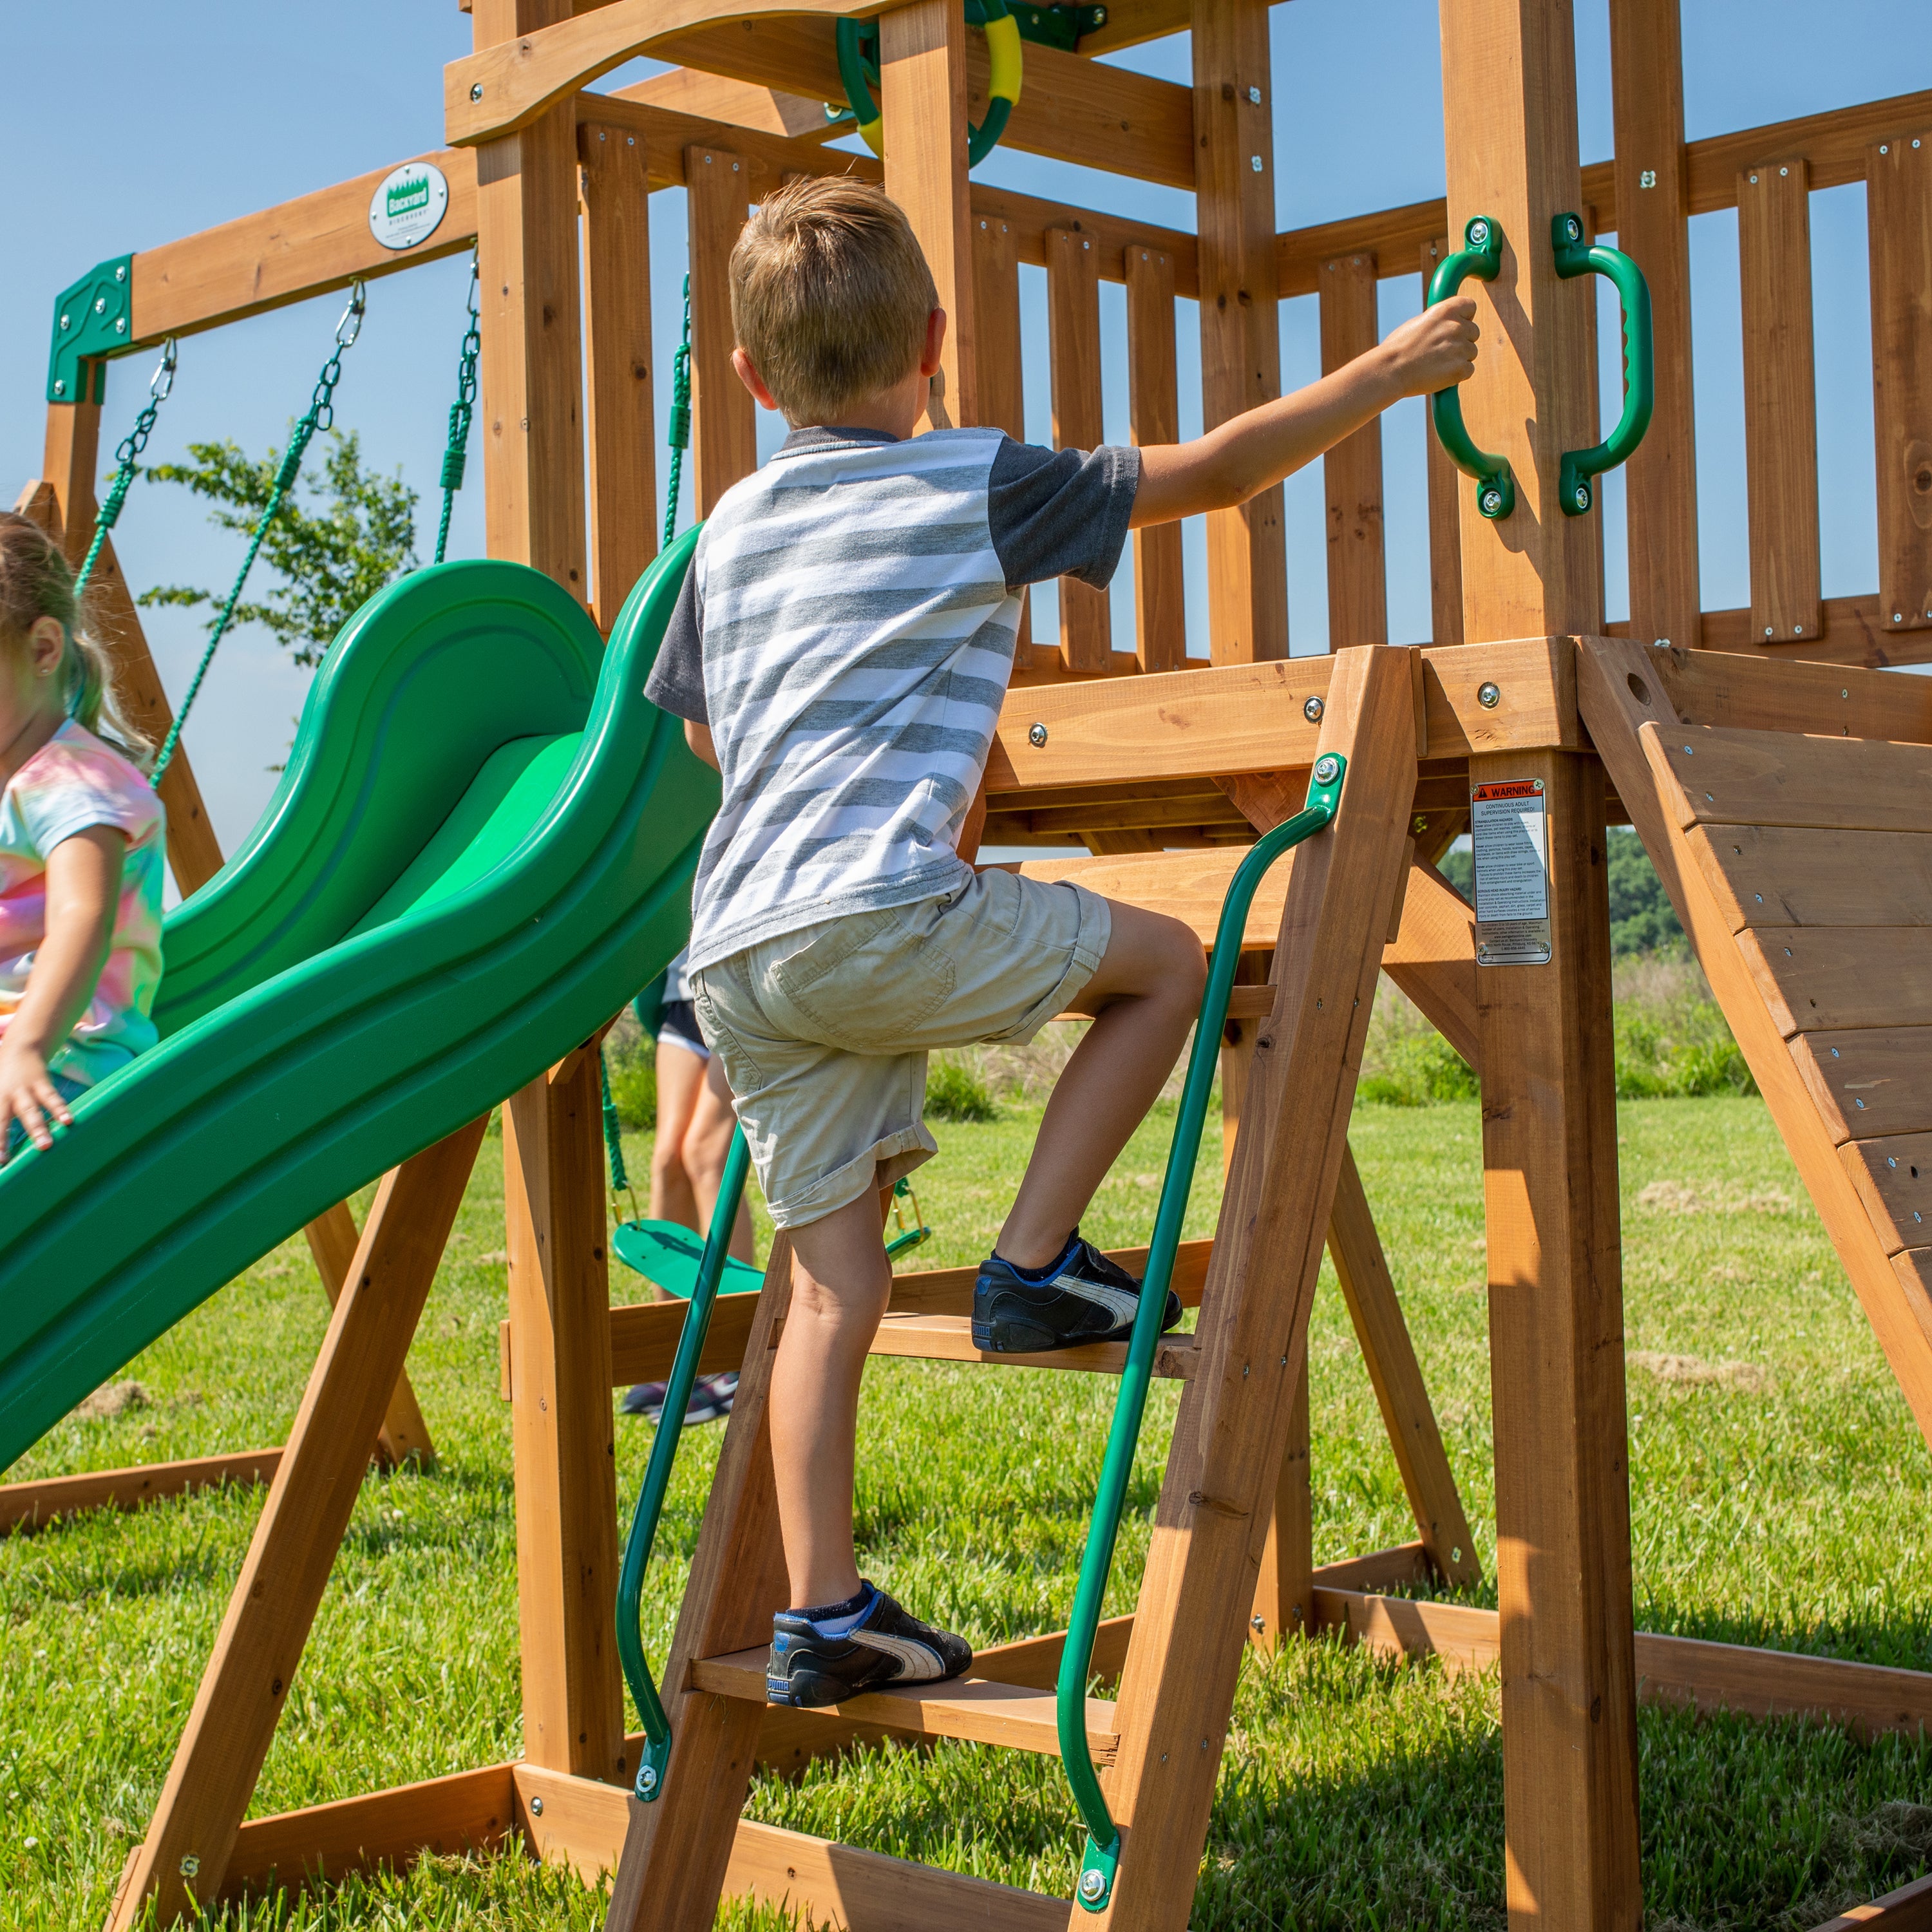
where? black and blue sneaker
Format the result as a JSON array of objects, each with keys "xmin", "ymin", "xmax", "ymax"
[
  {"xmin": 766, "ymin": 1582, "xmax": 973, "ymax": 1709},
  {"xmin": 972, "ymin": 1230, "xmax": 1182, "ymax": 1354}
]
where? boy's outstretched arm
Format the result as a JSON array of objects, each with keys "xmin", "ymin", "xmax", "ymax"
[{"xmin": 1130, "ymin": 295, "xmax": 1479, "ymax": 527}]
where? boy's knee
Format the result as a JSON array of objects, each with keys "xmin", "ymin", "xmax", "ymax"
[{"xmin": 790, "ymin": 1245, "xmax": 891, "ymax": 1328}]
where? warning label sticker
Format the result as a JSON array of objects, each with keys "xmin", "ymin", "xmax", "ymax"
[{"xmin": 1470, "ymin": 779, "xmax": 1551, "ymax": 965}]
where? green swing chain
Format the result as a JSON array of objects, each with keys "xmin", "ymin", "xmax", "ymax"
[
  {"xmin": 72, "ymin": 338, "xmax": 177, "ymax": 603},
  {"xmin": 432, "ymin": 256, "xmax": 482, "ymax": 565},
  {"xmin": 151, "ymin": 282, "xmax": 366, "ymax": 784},
  {"xmin": 599, "ymin": 278, "xmax": 695, "ymax": 1206}
]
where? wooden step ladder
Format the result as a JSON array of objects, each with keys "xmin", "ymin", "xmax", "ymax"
[
  {"xmin": 1578, "ymin": 637, "xmax": 1932, "ymax": 1450},
  {"xmin": 602, "ymin": 645, "xmax": 1430, "ymax": 1931}
]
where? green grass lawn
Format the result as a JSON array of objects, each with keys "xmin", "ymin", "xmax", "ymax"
[{"xmin": 3, "ymin": 1094, "xmax": 1929, "ymax": 1929}]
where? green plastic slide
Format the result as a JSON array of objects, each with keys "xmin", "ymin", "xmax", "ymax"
[{"xmin": 0, "ymin": 532, "xmax": 713, "ymax": 1475}]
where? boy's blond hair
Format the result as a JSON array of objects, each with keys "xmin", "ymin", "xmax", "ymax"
[{"xmin": 730, "ymin": 176, "xmax": 938, "ymax": 427}]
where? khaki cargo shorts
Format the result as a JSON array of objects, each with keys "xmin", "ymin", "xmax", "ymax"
[{"xmin": 688, "ymin": 869, "xmax": 1111, "ymax": 1228}]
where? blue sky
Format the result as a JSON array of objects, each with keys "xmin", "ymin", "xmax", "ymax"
[{"xmin": 3, "ymin": 1, "xmax": 1927, "ymax": 861}]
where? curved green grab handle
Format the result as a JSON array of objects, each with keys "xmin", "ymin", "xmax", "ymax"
[
  {"xmin": 836, "ymin": 3, "xmax": 1019, "ymax": 167},
  {"xmin": 1059, "ymin": 754, "xmax": 1348, "ymax": 1915},
  {"xmin": 618, "ymin": 1122, "xmax": 753, "ymax": 1803},
  {"xmin": 1550, "ymin": 212, "xmax": 1654, "ymax": 516},
  {"xmin": 1426, "ymin": 216, "xmax": 1514, "ymax": 521}
]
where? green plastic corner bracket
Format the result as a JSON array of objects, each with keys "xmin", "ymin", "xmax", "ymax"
[
  {"xmin": 1426, "ymin": 218, "xmax": 1513, "ymax": 520},
  {"xmin": 1550, "ymin": 213, "xmax": 1654, "ymax": 516},
  {"xmin": 48, "ymin": 256, "xmax": 135, "ymax": 405}
]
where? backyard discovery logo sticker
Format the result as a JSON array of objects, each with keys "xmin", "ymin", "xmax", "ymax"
[{"xmin": 368, "ymin": 162, "xmax": 450, "ymax": 251}]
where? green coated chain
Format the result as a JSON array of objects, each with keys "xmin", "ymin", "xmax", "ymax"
[
  {"xmin": 432, "ymin": 255, "xmax": 482, "ymax": 565},
  {"xmin": 600, "ymin": 1048, "xmax": 634, "ymax": 1208},
  {"xmin": 71, "ymin": 339, "xmax": 176, "ymax": 601},
  {"xmin": 152, "ymin": 283, "xmax": 365, "ymax": 785},
  {"xmin": 662, "ymin": 275, "xmax": 692, "ymax": 551}
]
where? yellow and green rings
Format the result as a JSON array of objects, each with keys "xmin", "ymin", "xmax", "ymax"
[{"xmin": 835, "ymin": 1, "xmax": 1021, "ymax": 167}]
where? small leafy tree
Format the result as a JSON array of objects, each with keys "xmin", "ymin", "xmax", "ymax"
[{"xmin": 137, "ymin": 430, "xmax": 418, "ymax": 667}]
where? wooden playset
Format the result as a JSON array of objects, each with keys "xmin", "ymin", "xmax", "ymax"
[{"xmin": 10, "ymin": 1, "xmax": 1932, "ymax": 1926}]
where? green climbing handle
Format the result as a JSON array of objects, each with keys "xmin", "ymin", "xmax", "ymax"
[
  {"xmin": 1426, "ymin": 216, "xmax": 1513, "ymax": 521},
  {"xmin": 1550, "ymin": 213, "xmax": 1653, "ymax": 517},
  {"xmin": 1060, "ymin": 753, "xmax": 1348, "ymax": 1916},
  {"xmin": 835, "ymin": 0, "xmax": 1021, "ymax": 167},
  {"xmin": 616, "ymin": 1122, "xmax": 753, "ymax": 1803}
]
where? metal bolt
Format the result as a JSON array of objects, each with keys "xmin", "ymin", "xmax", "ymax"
[
  {"xmin": 1683, "ymin": 744, "xmax": 1693, "ymax": 754},
  {"xmin": 94, "ymin": 296, "xmax": 106, "ymax": 314},
  {"xmin": 1313, "ymin": 753, "xmax": 1341, "ymax": 784},
  {"xmin": 115, "ymin": 317, "xmax": 126, "ymax": 333},
  {"xmin": 1251, "ymin": 155, "xmax": 1264, "ymax": 172},
  {"xmin": 1252, "ymin": 1614, "xmax": 1265, "ymax": 1629},
  {"xmin": 1566, "ymin": 214, "xmax": 1582, "ymax": 241},
  {"xmin": 1533, "ymin": 778, "xmax": 1544, "ymax": 792},
  {"xmin": 180, "ymin": 1855, "xmax": 200, "ymax": 1879},
  {"xmin": 59, "ymin": 314, "xmax": 69, "ymax": 330},
  {"xmin": 1882, "ymin": 145, "xmax": 1889, "ymax": 155},
  {"xmin": 1765, "ymin": 625, "xmax": 1775, "ymax": 637},
  {"xmin": 639, "ymin": 1764, "xmax": 658, "ymax": 1793},
  {"xmin": 1479, "ymin": 486, "xmax": 1503, "ymax": 516},
  {"xmin": 1247, "ymin": 85, "xmax": 1261, "ymax": 104},
  {"xmin": 115, "ymin": 264, "xmax": 127, "ymax": 282},
  {"xmin": 1794, "ymin": 624, "xmax": 1804, "ymax": 635},
  {"xmin": 1574, "ymin": 484, "xmax": 1589, "ymax": 511},
  {"xmin": 52, "ymin": 379, "xmax": 64, "ymax": 396},
  {"xmin": 1897, "ymin": 612, "xmax": 1905, "ymax": 623},
  {"xmin": 1468, "ymin": 218, "xmax": 1490, "ymax": 247},
  {"xmin": 530, "ymin": 1795, "xmax": 545, "ymax": 1816},
  {"xmin": 1028, "ymin": 721, "xmax": 1048, "ymax": 747},
  {"xmin": 1079, "ymin": 1869, "xmax": 1108, "ymax": 1903},
  {"xmin": 1640, "ymin": 169, "xmax": 1657, "ymax": 189},
  {"xmin": 1303, "ymin": 694, "xmax": 1323, "ymax": 723},
  {"xmin": 1477, "ymin": 681, "xmax": 1501, "ymax": 709},
  {"xmin": 471, "ymin": 82, "xmax": 483, "ymax": 100},
  {"xmin": 1781, "ymin": 166, "xmax": 1788, "ymax": 176},
  {"xmin": 1750, "ymin": 173, "xmax": 1759, "ymax": 184}
]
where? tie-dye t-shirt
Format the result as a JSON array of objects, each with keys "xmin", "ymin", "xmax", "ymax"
[{"xmin": 1, "ymin": 721, "xmax": 165, "ymax": 1086}]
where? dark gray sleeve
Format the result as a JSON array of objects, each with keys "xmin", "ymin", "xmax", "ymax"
[
  {"xmin": 643, "ymin": 567, "xmax": 707, "ymax": 725},
  {"xmin": 986, "ymin": 435, "xmax": 1142, "ymax": 591}
]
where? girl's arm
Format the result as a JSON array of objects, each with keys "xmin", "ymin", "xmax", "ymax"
[{"xmin": 0, "ymin": 826, "xmax": 125, "ymax": 1152}]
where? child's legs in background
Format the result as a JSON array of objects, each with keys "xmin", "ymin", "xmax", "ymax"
[
  {"xmin": 683, "ymin": 1051, "xmax": 755, "ymax": 1262},
  {"xmin": 648, "ymin": 1037, "xmax": 708, "ymax": 1303}
]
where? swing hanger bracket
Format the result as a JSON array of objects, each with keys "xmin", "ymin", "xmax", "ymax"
[{"xmin": 48, "ymin": 254, "xmax": 137, "ymax": 404}]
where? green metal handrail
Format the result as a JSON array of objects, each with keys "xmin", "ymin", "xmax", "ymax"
[
  {"xmin": 1061, "ymin": 752, "xmax": 1348, "ymax": 1915},
  {"xmin": 1426, "ymin": 216, "xmax": 1514, "ymax": 522},
  {"xmin": 1550, "ymin": 212, "xmax": 1654, "ymax": 517},
  {"xmin": 616, "ymin": 1123, "xmax": 753, "ymax": 1803}
]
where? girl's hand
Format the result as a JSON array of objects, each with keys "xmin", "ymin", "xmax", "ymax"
[
  {"xmin": 0, "ymin": 1036, "xmax": 70, "ymax": 1155},
  {"xmin": 1378, "ymin": 296, "xmax": 1481, "ymax": 399}
]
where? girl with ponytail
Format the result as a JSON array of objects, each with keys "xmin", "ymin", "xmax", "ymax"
[{"xmin": 0, "ymin": 511, "xmax": 164, "ymax": 1162}]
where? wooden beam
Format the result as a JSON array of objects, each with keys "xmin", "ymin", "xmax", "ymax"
[
  {"xmin": 1609, "ymin": 0, "xmax": 1701, "ymax": 651},
  {"xmin": 1809, "ymin": 1876, "xmax": 1932, "ymax": 1931},
  {"xmin": 614, "ymin": 67, "xmax": 840, "ymax": 143},
  {"xmin": 685, "ymin": 144, "xmax": 757, "ymax": 516},
  {"xmin": 1421, "ymin": 239, "xmax": 1466, "ymax": 649},
  {"xmin": 1739, "ymin": 156, "xmax": 1822, "ymax": 646},
  {"xmin": 1124, "ymin": 243, "xmax": 1186, "ymax": 674},
  {"xmin": 1866, "ymin": 134, "xmax": 1932, "ymax": 637},
  {"xmin": 1682, "ymin": 90, "xmax": 1932, "ymax": 215},
  {"xmin": 1318, "ymin": 251, "xmax": 1388, "ymax": 650},
  {"xmin": 578, "ymin": 119, "xmax": 657, "ymax": 632},
  {"xmin": 0, "ymin": 1450, "xmax": 281, "ymax": 1537},
  {"xmin": 504, "ymin": 1056, "xmax": 627, "ymax": 1785},
  {"xmin": 882, "ymin": 0, "xmax": 977, "ymax": 431},
  {"xmin": 973, "ymin": 209, "xmax": 1033, "ymax": 660},
  {"xmin": 105, "ymin": 1120, "xmax": 489, "ymax": 1929},
  {"xmin": 1193, "ymin": 0, "xmax": 1287, "ymax": 665},
  {"xmin": 1046, "ymin": 226, "xmax": 1110, "ymax": 672}
]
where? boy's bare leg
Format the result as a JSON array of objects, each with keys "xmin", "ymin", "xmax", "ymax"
[
  {"xmin": 770, "ymin": 1190, "xmax": 894, "ymax": 1607},
  {"xmin": 997, "ymin": 901, "xmax": 1205, "ymax": 1269},
  {"xmin": 685, "ymin": 1052, "xmax": 756, "ymax": 1262},
  {"xmin": 649, "ymin": 1039, "xmax": 706, "ymax": 1240}
]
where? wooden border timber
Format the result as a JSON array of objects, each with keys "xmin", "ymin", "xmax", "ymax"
[{"xmin": 0, "ymin": 1450, "xmax": 281, "ymax": 1536}]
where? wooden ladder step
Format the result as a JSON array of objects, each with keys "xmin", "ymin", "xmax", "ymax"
[
  {"xmin": 690, "ymin": 1648, "xmax": 1120, "ymax": 1763},
  {"xmin": 863, "ymin": 1312, "xmax": 1198, "ymax": 1378}
]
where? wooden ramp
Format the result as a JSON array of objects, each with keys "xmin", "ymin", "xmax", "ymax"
[{"xmin": 1578, "ymin": 638, "xmax": 1932, "ymax": 1450}]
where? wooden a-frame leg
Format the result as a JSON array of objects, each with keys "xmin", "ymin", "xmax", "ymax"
[
  {"xmin": 1088, "ymin": 645, "xmax": 1419, "ymax": 1931},
  {"xmin": 108, "ymin": 1119, "xmax": 488, "ymax": 1929},
  {"xmin": 604, "ymin": 1229, "xmax": 800, "ymax": 1932}
]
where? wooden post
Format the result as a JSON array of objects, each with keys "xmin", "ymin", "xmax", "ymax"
[
  {"xmin": 1046, "ymin": 227, "xmax": 1110, "ymax": 673},
  {"xmin": 1421, "ymin": 239, "xmax": 1466, "ymax": 649},
  {"xmin": 1739, "ymin": 156, "xmax": 1821, "ymax": 647},
  {"xmin": 106, "ymin": 1122, "xmax": 488, "ymax": 1929},
  {"xmin": 1192, "ymin": 0, "xmax": 1287, "ymax": 664},
  {"xmin": 474, "ymin": 0, "xmax": 587, "ymax": 596},
  {"xmin": 1125, "ymin": 243, "xmax": 1186, "ymax": 674},
  {"xmin": 686, "ymin": 144, "xmax": 757, "ymax": 516},
  {"xmin": 1318, "ymin": 251, "xmax": 1388, "ymax": 650},
  {"xmin": 1866, "ymin": 133, "xmax": 1932, "ymax": 637},
  {"xmin": 1439, "ymin": 4, "xmax": 1640, "ymax": 1922},
  {"xmin": 974, "ymin": 211, "xmax": 1034, "ymax": 662},
  {"xmin": 579, "ymin": 118, "xmax": 657, "ymax": 633},
  {"xmin": 1608, "ymin": 0, "xmax": 1701, "ymax": 650},
  {"xmin": 504, "ymin": 1052, "xmax": 627, "ymax": 1785},
  {"xmin": 880, "ymin": 0, "xmax": 977, "ymax": 431}
]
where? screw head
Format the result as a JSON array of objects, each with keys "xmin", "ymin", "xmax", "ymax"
[
  {"xmin": 115, "ymin": 317, "xmax": 126, "ymax": 333},
  {"xmin": 94, "ymin": 296, "xmax": 106, "ymax": 314},
  {"xmin": 1028, "ymin": 721, "xmax": 1048, "ymax": 747},
  {"xmin": 1477, "ymin": 681, "xmax": 1501, "ymax": 709},
  {"xmin": 639, "ymin": 1765, "xmax": 658, "ymax": 1793},
  {"xmin": 1573, "ymin": 483, "xmax": 1589, "ymax": 510},
  {"xmin": 52, "ymin": 379, "xmax": 65, "ymax": 396},
  {"xmin": 1250, "ymin": 154, "xmax": 1264, "ymax": 173},
  {"xmin": 1565, "ymin": 214, "xmax": 1582, "ymax": 241},
  {"xmin": 1479, "ymin": 486, "xmax": 1503, "ymax": 516},
  {"xmin": 1247, "ymin": 84, "xmax": 1261, "ymax": 104},
  {"xmin": 1252, "ymin": 1613, "xmax": 1265, "ymax": 1629},
  {"xmin": 471, "ymin": 82, "xmax": 484, "ymax": 100},
  {"xmin": 1468, "ymin": 218, "xmax": 1490, "ymax": 248},
  {"xmin": 1079, "ymin": 1869, "xmax": 1108, "ymax": 1903},
  {"xmin": 59, "ymin": 314, "xmax": 70, "ymax": 330},
  {"xmin": 179, "ymin": 1855, "xmax": 200, "ymax": 1879},
  {"xmin": 1303, "ymin": 694, "xmax": 1323, "ymax": 723},
  {"xmin": 530, "ymin": 1794, "xmax": 544, "ymax": 1816},
  {"xmin": 1312, "ymin": 753, "xmax": 1341, "ymax": 784}
]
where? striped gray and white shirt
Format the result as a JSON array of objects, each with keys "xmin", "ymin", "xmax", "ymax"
[{"xmin": 645, "ymin": 426, "xmax": 1138, "ymax": 971}]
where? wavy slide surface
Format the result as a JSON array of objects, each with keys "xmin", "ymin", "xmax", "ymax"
[{"xmin": 0, "ymin": 533, "xmax": 711, "ymax": 1472}]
